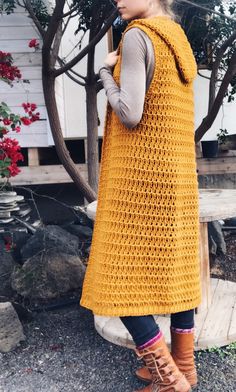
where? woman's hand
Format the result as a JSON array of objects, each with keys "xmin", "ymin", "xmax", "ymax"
[{"xmin": 104, "ymin": 50, "xmax": 119, "ymax": 68}]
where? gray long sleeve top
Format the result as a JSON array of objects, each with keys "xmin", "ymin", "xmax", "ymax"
[{"xmin": 99, "ymin": 28, "xmax": 155, "ymax": 129}]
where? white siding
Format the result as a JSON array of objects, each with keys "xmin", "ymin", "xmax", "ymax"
[
  {"xmin": 0, "ymin": 6, "xmax": 60, "ymax": 147},
  {"xmin": 0, "ymin": 5, "xmax": 108, "ymax": 146},
  {"xmin": 60, "ymin": 16, "xmax": 108, "ymax": 138},
  {"xmin": 2, "ymin": 6, "xmax": 234, "ymax": 148},
  {"xmin": 194, "ymin": 70, "xmax": 236, "ymax": 140}
]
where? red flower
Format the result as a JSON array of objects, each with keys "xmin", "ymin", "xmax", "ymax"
[
  {"xmin": 4, "ymin": 236, "xmax": 15, "ymax": 252},
  {"xmin": 0, "ymin": 51, "xmax": 12, "ymax": 65},
  {"xmin": 0, "ymin": 52, "xmax": 22, "ymax": 82},
  {"xmin": 28, "ymin": 39, "xmax": 39, "ymax": 49},
  {"xmin": 22, "ymin": 102, "xmax": 31, "ymax": 112},
  {"xmin": 30, "ymin": 113, "xmax": 40, "ymax": 122},
  {"xmin": 0, "ymin": 137, "xmax": 24, "ymax": 177},
  {"xmin": 8, "ymin": 163, "xmax": 21, "ymax": 176},
  {"xmin": 3, "ymin": 118, "xmax": 12, "ymax": 125},
  {"xmin": 21, "ymin": 103, "xmax": 40, "ymax": 123},
  {"xmin": 5, "ymin": 241, "xmax": 12, "ymax": 251},
  {"xmin": 30, "ymin": 103, "xmax": 37, "ymax": 111},
  {"xmin": 21, "ymin": 117, "xmax": 32, "ymax": 126},
  {"xmin": 0, "ymin": 128, "xmax": 9, "ymax": 135}
]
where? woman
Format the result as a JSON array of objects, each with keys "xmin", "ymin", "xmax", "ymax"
[{"xmin": 80, "ymin": 1, "xmax": 201, "ymax": 391}]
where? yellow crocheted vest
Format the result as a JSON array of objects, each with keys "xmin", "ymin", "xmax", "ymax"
[{"xmin": 80, "ymin": 16, "xmax": 201, "ymax": 317}]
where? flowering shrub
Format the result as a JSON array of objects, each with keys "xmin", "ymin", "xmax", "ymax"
[
  {"xmin": 4, "ymin": 235, "xmax": 16, "ymax": 252},
  {"xmin": 0, "ymin": 48, "xmax": 40, "ymax": 179},
  {"xmin": 0, "ymin": 51, "xmax": 21, "ymax": 84},
  {"xmin": 28, "ymin": 38, "xmax": 40, "ymax": 49},
  {"xmin": 22, "ymin": 102, "xmax": 40, "ymax": 123},
  {"xmin": 0, "ymin": 101, "xmax": 40, "ymax": 178}
]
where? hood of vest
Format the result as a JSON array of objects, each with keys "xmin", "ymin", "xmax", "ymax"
[{"xmin": 127, "ymin": 17, "xmax": 197, "ymax": 84}]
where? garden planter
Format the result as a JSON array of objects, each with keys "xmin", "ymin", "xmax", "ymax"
[
  {"xmin": 201, "ymin": 140, "xmax": 219, "ymax": 158},
  {"xmin": 219, "ymin": 134, "xmax": 236, "ymax": 151}
]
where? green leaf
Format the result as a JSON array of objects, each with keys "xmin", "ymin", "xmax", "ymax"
[
  {"xmin": 1, "ymin": 169, "xmax": 10, "ymax": 177},
  {"xmin": 1, "ymin": 102, "xmax": 11, "ymax": 111}
]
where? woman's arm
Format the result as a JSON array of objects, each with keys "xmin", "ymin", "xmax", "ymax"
[{"xmin": 99, "ymin": 28, "xmax": 154, "ymax": 129}]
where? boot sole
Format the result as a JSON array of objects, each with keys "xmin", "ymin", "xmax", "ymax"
[
  {"xmin": 135, "ymin": 373, "xmax": 198, "ymax": 390},
  {"xmin": 135, "ymin": 375, "xmax": 151, "ymax": 384}
]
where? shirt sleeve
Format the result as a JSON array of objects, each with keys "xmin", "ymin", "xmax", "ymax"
[{"xmin": 99, "ymin": 28, "xmax": 149, "ymax": 129}]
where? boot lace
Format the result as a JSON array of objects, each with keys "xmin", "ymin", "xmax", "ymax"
[{"xmin": 135, "ymin": 346, "xmax": 177, "ymax": 391}]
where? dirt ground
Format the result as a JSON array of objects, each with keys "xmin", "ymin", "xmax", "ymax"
[{"xmin": 210, "ymin": 231, "xmax": 236, "ymax": 283}]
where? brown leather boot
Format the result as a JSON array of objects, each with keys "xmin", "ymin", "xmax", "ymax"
[
  {"xmin": 135, "ymin": 330, "xmax": 197, "ymax": 389},
  {"xmin": 133, "ymin": 334, "xmax": 191, "ymax": 392},
  {"xmin": 171, "ymin": 330, "xmax": 197, "ymax": 388}
]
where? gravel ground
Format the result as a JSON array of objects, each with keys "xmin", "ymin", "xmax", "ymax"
[
  {"xmin": 210, "ymin": 232, "xmax": 236, "ymax": 283},
  {"xmin": 0, "ymin": 294, "xmax": 235, "ymax": 392}
]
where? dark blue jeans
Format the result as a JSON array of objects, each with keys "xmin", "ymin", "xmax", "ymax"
[{"xmin": 120, "ymin": 310, "xmax": 194, "ymax": 347}]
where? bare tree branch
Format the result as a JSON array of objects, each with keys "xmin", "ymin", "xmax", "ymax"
[
  {"xmin": 65, "ymin": 70, "xmax": 86, "ymax": 86},
  {"xmin": 54, "ymin": 9, "xmax": 118, "ymax": 77},
  {"xmin": 42, "ymin": 0, "xmax": 66, "ymax": 70},
  {"xmin": 62, "ymin": 30, "xmax": 86, "ymax": 62},
  {"xmin": 195, "ymin": 49, "xmax": 236, "ymax": 143},
  {"xmin": 177, "ymin": 0, "xmax": 236, "ymax": 22},
  {"xmin": 197, "ymin": 71, "xmax": 210, "ymax": 80},
  {"xmin": 69, "ymin": 67, "xmax": 86, "ymax": 81},
  {"xmin": 51, "ymin": 22, "xmax": 63, "ymax": 68},
  {"xmin": 23, "ymin": 0, "xmax": 45, "ymax": 38},
  {"xmin": 62, "ymin": 5, "xmax": 78, "ymax": 18},
  {"xmin": 208, "ymin": 31, "xmax": 236, "ymax": 112},
  {"xmin": 57, "ymin": 56, "xmax": 87, "ymax": 81},
  {"xmin": 62, "ymin": 12, "xmax": 72, "ymax": 35}
]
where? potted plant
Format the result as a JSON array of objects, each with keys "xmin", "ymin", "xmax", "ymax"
[
  {"xmin": 217, "ymin": 129, "xmax": 236, "ymax": 151},
  {"xmin": 201, "ymin": 139, "xmax": 219, "ymax": 158},
  {"xmin": 217, "ymin": 128, "xmax": 229, "ymax": 151}
]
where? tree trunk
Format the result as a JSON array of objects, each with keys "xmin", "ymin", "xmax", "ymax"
[
  {"xmin": 86, "ymin": 83, "xmax": 99, "ymax": 193},
  {"xmin": 42, "ymin": 73, "xmax": 97, "ymax": 203},
  {"xmin": 195, "ymin": 50, "xmax": 236, "ymax": 143},
  {"xmin": 85, "ymin": 10, "xmax": 101, "ymax": 194}
]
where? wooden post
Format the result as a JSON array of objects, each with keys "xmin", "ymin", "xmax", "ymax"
[
  {"xmin": 84, "ymin": 138, "xmax": 88, "ymax": 164},
  {"xmin": 83, "ymin": 138, "xmax": 89, "ymax": 206},
  {"xmin": 198, "ymin": 222, "xmax": 212, "ymax": 312},
  {"xmin": 28, "ymin": 148, "xmax": 39, "ymax": 166}
]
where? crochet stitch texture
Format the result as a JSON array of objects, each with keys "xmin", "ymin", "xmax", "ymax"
[{"xmin": 80, "ymin": 16, "xmax": 201, "ymax": 317}]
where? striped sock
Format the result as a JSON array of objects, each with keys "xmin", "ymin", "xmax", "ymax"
[
  {"xmin": 137, "ymin": 331, "xmax": 163, "ymax": 350},
  {"xmin": 171, "ymin": 326, "xmax": 195, "ymax": 334}
]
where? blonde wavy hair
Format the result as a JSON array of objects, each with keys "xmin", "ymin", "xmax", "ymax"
[{"xmin": 160, "ymin": 0, "xmax": 175, "ymax": 19}]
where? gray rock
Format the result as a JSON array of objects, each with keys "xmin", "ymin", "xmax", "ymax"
[
  {"xmin": 63, "ymin": 223, "xmax": 93, "ymax": 239},
  {"xmin": 0, "ymin": 217, "xmax": 14, "ymax": 223},
  {"xmin": 0, "ymin": 302, "xmax": 25, "ymax": 353},
  {"xmin": 0, "ymin": 297, "xmax": 33, "ymax": 322},
  {"xmin": 224, "ymin": 217, "xmax": 236, "ymax": 226},
  {"xmin": 0, "ymin": 191, "xmax": 17, "ymax": 204},
  {"xmin": 11, "ymin": 248, "xmax": 86, "ymax": 299},
  {"xmin": 10, "ymin": 230, "xmax": 31, "ymax": 264},
  {"xmin": 0, "ymin": 239, "xmax": 17, "ymax": 297},
  {"xmin": 0, "ymin": 203, "xmax": 17, "ymax": 211},
  {"xmin": 0, "ymin": 210, "xmax": 11, "ymax": 218},
  {"xmin": 15, "ymin": 195, "xmax": 24, "ymax": 202},
  {"xmin": 21, "ymin": 225, "xmax": 80, "ymax": 262}
]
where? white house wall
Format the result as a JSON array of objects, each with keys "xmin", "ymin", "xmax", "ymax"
[
  {"xmin": 1, "ymin": 5, "xmax": 235, "ymax": 147},
  {"xmin": 0, "ymin": 6, "xmax": 62, "ymax": 147},
  {"xmin": 194, "ymin": 70, "xmax": 236, "ymax": 140},
  {"xmin": 60, "ymin": 17, "xmax": 108, "ymax": 138}
]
